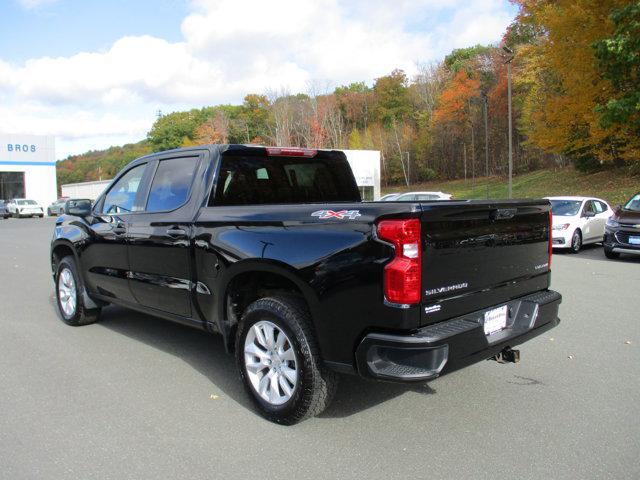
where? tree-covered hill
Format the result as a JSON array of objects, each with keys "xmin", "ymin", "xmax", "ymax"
[
  {"xmin": 56, "ymin": 141, "xmax": 152, "ymax": 186},
  {"xmin": 56, "ymin": 0, "xmax": 639, "ymax": 188}
]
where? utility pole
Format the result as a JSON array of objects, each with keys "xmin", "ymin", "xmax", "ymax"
[
  {"xmin": 503, "ymin": 46, "xmax": 515, "ymax": 199},
  {"xmin": 482, "ymin": 92, "xmax": 489, "ymax": 199}
]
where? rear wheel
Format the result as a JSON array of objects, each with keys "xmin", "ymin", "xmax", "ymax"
[
  {"xmin": 604, "ymin": 246, "xmax": 619, "ymax": 259},
  {"xmin": 236, "ymin": 295, "xmax": 338, "ymax": 425},
  {"xmin": 570, "ymin": 229, "xmax": 582, "ymax": 253},
  {"xmin": 55, "ymin": 255, "xmax": 101, "ymax": 326}
]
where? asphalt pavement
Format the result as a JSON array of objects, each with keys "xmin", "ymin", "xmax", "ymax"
[{"xmin": 1, "ymin": 217, "xmax": 638, "ymax": 480}]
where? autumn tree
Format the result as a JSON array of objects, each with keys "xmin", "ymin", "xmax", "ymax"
[
  {"xmin": 432, "ymin": 70, "xmax": 481, "ymax": 178},
  {"xmin": 513, "ymin": 0, "xmax": 630, "ymax": 167}
]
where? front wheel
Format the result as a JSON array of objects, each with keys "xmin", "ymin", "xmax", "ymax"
[
  {"xmin": 570, "ymin": 229, "xmax": 582, "ymax": 253},
  {"xmin": 236, "ymin": 296, "xmax": 338, "ymax": 425},
  {"xmin": 55, "ymin": 255, "xmax": 101, "ymax": 326}
]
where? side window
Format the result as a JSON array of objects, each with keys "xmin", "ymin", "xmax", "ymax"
[
  {"xmin": 593, "ymin": 201, "xmax": 603, "ymax": 214},
  {"xmin": 146, "ymin": 156, "xmax": 199, "ymax": 212},
  {"xmin": 415, "ymin": 194, "xmax": 438, "ymax": 201},
  {"xmin": 102, "ymin": 164, "xmax": 146, "ymax": 214},
  {"xmin": 595, "ymin": 201, "xmax": 607, "ymax": 213},
  {"xmin": 583, "ymin": 201, "xmax": 595, "ymax": 215}
]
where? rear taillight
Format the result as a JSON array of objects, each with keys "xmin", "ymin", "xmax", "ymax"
[
  {"xmin": 265, "ymin": 147, "xmax": 317, "ymax": 157},
  {"xmin": 377, "ymin": 218, "xmax": 421, "ymax": 305},
  {"xmin": 548, "ymin": 210, "xmax": 553, "ymax": 269}
]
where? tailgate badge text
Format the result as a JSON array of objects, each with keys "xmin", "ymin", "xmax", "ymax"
[{"xmin": 425, "ymin": 282, "xmax": 469, "ymax": 296}]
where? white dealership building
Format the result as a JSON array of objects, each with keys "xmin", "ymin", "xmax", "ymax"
[{"xmin": 0, "ymin": 134, "xmax": 57, "ymax": 208}]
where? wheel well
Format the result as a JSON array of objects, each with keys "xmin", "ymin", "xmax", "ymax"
[
  {"xmin": 51, "ymin": 244, "xmax": 75, "ymax": 272},
  {"xmin": 573, "ymin": 228, "xmax": 582, "ymax": 240},
  {"xmin": 224, "ymin": 271, "xmax": 307, "ymax": 349}
]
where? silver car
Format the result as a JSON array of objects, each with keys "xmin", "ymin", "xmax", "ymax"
[{"xmin": 47, "ymin": 197, "xmax": 69, "ymax": 216}]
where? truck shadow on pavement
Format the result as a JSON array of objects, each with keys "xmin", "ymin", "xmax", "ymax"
[{"xmin": 98, "ymin": 306, "xmax": 435, "ymax": 420}]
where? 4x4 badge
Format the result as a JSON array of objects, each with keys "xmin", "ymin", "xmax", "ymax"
[{"xmin": 311, "ymin": 210, "xmax": 361, "ymax": 220}]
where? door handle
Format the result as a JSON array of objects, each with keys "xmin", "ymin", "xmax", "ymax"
[
  {"xmin": 113, "ymin": 223, "xmax": 127, "ymax": 235},
  {"xmin": 166, "ymin": 227, "xmax": 187, "ymax": 238}
]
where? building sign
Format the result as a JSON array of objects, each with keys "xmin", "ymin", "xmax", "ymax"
[
  {"xmin": 0, "ymin": 134, "xmax": 56, "ymax": 165},
  {"xmin": 344, "ymin": 150, "xmax": 379, "ymax": 187}
]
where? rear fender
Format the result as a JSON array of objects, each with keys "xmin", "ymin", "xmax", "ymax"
[{"xmin": 215, "ymin": 259, "xmax": 320, "ymax": 350}]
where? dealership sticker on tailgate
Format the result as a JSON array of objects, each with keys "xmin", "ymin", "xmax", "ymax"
[{"xmin": 484, "ymin": 305, "xmax": 508, "ymax": 335}]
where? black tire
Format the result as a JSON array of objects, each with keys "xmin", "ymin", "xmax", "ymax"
[
  {"xmin": 570, "ymin": 229, "xmax": 582, "ymax": 253},
  {"xmin": 604, "ymin": 246, "xmax": 619, "ymax": 259},
  {"xmin": 55, "ymin": 255, "xmax": 101, "ymax": 326},
  {"xmin": 235, "ymin": 295, "xmax": 338, "ymax": 425}
]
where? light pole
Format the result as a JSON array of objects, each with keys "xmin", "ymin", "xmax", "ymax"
[
  {"xmin": 482, "ymin": 91, "xmax": 489, "ymax": 199},
  {"xmin": 503, "ymin": 46, "xmax": 514, "ymax": 199}
]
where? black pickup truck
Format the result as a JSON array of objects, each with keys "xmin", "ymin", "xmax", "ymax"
[{"xmin": 51, "ymin": 144, "xmax": 561, "ymax": 424}]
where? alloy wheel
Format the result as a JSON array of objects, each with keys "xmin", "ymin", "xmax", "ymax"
[
  {"xmin": 243, "ymin": 320, "xmax": 299, "ymax": 406},
  {"xmin": 58, "ymin": 268, "xmax": 77, "ymax": 318}
]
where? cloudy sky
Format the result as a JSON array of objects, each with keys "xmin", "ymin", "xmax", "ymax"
[{"xmin": 0, "ymin": 0, "xmax": 517, "ymax": 159}]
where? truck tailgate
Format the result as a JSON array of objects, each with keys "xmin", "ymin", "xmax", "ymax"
[{"xmin": 420, "ymin": 200, "xmax": 551, "ymax": 326}]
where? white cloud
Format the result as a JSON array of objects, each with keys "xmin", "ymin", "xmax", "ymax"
[
  {"xmin": 0, "ymin": 0, "xmax": 516, "ymax": 158},
  {"xmin": 17, "ymin": 0, "xmax": 59, "ymax": 9}
]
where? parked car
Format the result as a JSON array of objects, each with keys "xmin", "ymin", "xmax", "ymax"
[
  {"xmin": 546, "ymin": 196, "xmax": 613, "ymax": 253},
  {"xmin": 394, "ymin": 191, "xmax": 453, "ymax": 201},
  {"xmin": 7, "ymin": 198, "xmax": 45, "ymax": 218},
  {"xmin": 0, "ymin": 200, "xmax": 9, "ymax": 219},
  {"xmin": 51, "ymin": 144, "xmax": 561, "ymax": 425},
  {"xmin": 47, "ymin": 197, "xmax": 69, "ymax": 216},
  {"xmin": 379, "ymin": 193, "xmax": 401, "ymax": 201},
  {"xmin": 603, "ymin": 191, "xmax": 640, "ymax": 259}
]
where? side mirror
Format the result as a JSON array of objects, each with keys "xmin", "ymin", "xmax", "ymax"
[{"xmin": 65, "ymin": 199, "xmax": 92, "ymax": 217}]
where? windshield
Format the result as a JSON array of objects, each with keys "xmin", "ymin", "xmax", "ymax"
[
  {"xmin": 624, "ymin": 193, "xmax": 640, "ymax": 212},
  {"xmin": 549, "ymin": 200, "xmax": 582, "ymax": 216},
  {"xmin": 18, "ymin": 200, "xmax": 37, "ymax": 205}
]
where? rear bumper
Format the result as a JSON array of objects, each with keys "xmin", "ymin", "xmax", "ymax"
[{"xmin": 355, "ymin": 290, "xmax": 561, "ymax": 382}]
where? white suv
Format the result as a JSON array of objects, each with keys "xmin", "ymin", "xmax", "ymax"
[{"xmin": 7, "ymin": 198, "xmax": 45, "ymax": 218}]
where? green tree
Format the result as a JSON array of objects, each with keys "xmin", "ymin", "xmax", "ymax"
[
  {"xmin": 593, "ymin": 1, "xmax": 640, "ymax": 154},
  {"xmin": 147, "ymin": 109, "xmax": 207, "ymax": 151},
  {"xmin": 373, "ymin": 69, "xmax": 411, "ymax": 127},
  {"xmin": 445, "ymin": 45, "xmax": 492, "ymax": 73}
]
